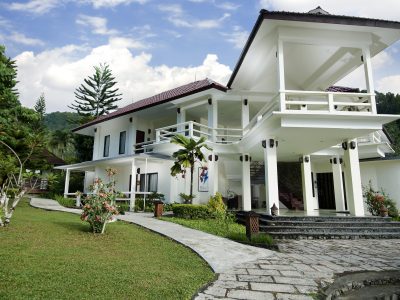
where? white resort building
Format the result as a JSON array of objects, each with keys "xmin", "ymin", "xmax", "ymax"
[{"xmin": 58, "ymin": 7, "xmax": 400, "ymax": 217}]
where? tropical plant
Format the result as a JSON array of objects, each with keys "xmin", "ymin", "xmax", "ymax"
[
  {"xmin": 363, "ymin": 182, "xmax": 399, "ymax": 217},
  {"xmin": 80, "ymin": 168, "xmax": 120, "ymax": 233},
  {"xmin": 69, "ymin": 63, "xmax": 122, "ymax": 117},
  {"xmin": 170, "ymin": 135, "xmax": 211, "ymax": 202},
  {"xmin": 207, "ymin": 192, "xmax": 226, "ymax": 219},
  {"xmin": 0, "ymin": 141, "xmax": 56, "ymax": 226}
]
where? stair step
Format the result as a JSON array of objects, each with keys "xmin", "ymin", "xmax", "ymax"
[
  {"xmin": 259, "ymin": 215, "xmax": 392, "ymax": 222},
  {"xmin": 261, "ymin": 226, "xmax": 400, "ymax": 233},
  {"xmin": 261, "ymin": 220, "xmax": 400, "ymax": 227},
  {"xmin": 268, "ymin": 232, "xmax": 400, "ymax": 240}
]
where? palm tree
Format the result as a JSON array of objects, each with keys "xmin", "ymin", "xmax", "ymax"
[{"xmin": 170, "ymin": 135, "xmax": 212, "ymax": 201}]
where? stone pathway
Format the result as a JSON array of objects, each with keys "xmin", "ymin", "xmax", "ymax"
[
  {"xmin": 30, "ymin": 198, "xmax": 400, "ymax": 300},
  {"xmin": 197, "ymin": 240, "xmax": 400, "ymax": 299}
]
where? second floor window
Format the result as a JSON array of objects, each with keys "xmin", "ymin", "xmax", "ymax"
[
  {"xmin": 103, "ymin": 135, "xmax": 110, "ymax": 157},
  {"xmin": 119, "ymin": 131, "xmax": 126, "ymax": 154}
]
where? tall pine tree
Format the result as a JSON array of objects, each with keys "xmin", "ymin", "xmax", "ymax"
[{"xmin": 69, "ymin": 63, "xmax": 122, "ymax": 117}]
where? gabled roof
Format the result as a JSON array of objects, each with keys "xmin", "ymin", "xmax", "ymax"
[
  {"xmin": 227, "ymin": 8, "xmax": 400, "ymax": 88},
  {"xmin": 73, "ymin": 78, "xmax": 227, "ymax": 132}
]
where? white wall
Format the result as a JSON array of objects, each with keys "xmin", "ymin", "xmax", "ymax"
[{"xmin": 360, "ymin": 160, "xmax": 400, "ymax": 209}]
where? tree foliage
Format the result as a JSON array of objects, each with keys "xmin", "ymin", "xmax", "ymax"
[
  {"xmin": 170, "ymin": 135, "xmax": 211, "ymax": 201},
  {"xmin": 34, "ymin": 93, "xmax": 46, "ymax": 119},
  {"xmin": 376, "ymin": 92, "xmax": 400, "ymax": 154},
  {"xmin": 69, "ymin": 63, "xmax": 122, "ymax": 117}
]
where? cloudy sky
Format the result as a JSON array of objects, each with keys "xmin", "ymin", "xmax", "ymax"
[{"xmin": 1, "ymin": 0, "xmax": 400, "ymax": 112}]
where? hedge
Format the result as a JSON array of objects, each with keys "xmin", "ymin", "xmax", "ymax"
[{"xmin": 172, "ymin": 204, "xmax": 213, "ymax": 219}]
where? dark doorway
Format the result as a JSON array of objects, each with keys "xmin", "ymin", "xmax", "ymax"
[
  {"xmin": 135, "ymin": 130, "xmax": 145, "ymax": 154},
  {"xmin": 317, "ymin": 173, "xmax": 335, "ymax": 209}
]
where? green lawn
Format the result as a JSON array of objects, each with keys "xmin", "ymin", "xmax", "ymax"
[
  {"xmin": 161, "ymin": 217, "xmax": 275, "ymax": 247},
  {"xmin": 0, "ymin": 200, "xmax": 214, "ymax": 300}
]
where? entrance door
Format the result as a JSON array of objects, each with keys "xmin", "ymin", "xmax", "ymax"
[
  {"xmin": 135, "ymin": 130, "xmax": 145, "ymax": 154},
  {"xmin": 317, "ymin": 173, "xmax": 335, "ymax": 209}
]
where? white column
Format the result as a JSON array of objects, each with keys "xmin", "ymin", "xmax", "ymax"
[
  {"xmin": 277, "ymin": 38, "xmax": 286, "ymax": 112},
  {"xmin": 301, "ymin": 156, "xmax": 314, "ymax": 214},
  {"xmin": 264, "ymin": 139, "xmax": 279, "ymax": 213},
  {"xmin": 177, "ymin": 108, "xmax": 186, "ymax": 135},
  {"xmin": 241, "ymin": 99, "xmax": 249, "ymax": 134},
  {"xmin": 208, "ymin": 153, "xmax": 219, "ymax": 196},
  {"xmin": 332, "ymin": 156, "xmax": 346, "ymax": 212},
  {"xmin": 64, "ymin": 169, "xmax": 71, "ymax": 197},
  {"xmin": 362, "ymin": 47, "xmax": 377, "ymax": 114},
  {"xmin": 129, "ymin": 158, "xmax": 137, "ymax": 211},
  {"xmin": 128, "ymin": 117, "xmax": 135, "ymax": 155},
  {"xmin": 207, "ymin": 98, "xmax": 218, "ymax": 142},
  {"xmin": 241, "ymin": 154, "xmax": 251, "ymax": 211},
  {"xmin": 343, "ymin": 140, "xmax": 364, "ymax": 216}
]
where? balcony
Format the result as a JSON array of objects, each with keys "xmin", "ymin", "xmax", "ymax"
[
  {"xmin": 134, "ymin": 121, "xmax": 243, "ymax": 153},
  {"xmin": 281, "ymin": 90, "xmax": 376, "ymax": 114}
]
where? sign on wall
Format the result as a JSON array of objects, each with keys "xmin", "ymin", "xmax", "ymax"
[{"xmin": 198, "ymin": 167, "xmax": 209, "ymax": 192}]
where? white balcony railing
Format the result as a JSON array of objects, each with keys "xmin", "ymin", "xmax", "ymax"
[
  {"xmin": 357, "ymin": 131, "xmax": 383, "ymax": 144},
  {"xmin": 281, "ymin": 90, "xmax": 376, "ymax": 114},
  {"xmin": 155, "ymin": 121, "xmax": 242, "ymax": 144}
]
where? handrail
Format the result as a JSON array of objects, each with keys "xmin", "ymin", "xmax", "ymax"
[
  {"xmin": 155, "ymin": 121, "xmax": 243, "ymax": 144},
  {"xmin": 284, "ymin": 90, "xmax": 374, "ymax": 97},
  {"xmin": 244, "ymin": 93, "xmax": 280, "ymax": 133}
]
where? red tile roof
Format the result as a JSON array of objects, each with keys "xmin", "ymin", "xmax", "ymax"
[
  {"xmin": 73, "ymin": 78, "xmax": 227, "ymax": 132},
  {"xmin": 326, "ymin": 86, "xmax": 360, "ymax": 93}
]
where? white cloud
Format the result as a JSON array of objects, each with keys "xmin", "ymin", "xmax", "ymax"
[
  {"xmin": 158, "ymin": 4, "xmax": 230, "ymax": 29},
  {"xmin": 215, "ymin": 2, "xmax": 240, "ymax": 11},
  {"xmin": 85, "ymin": 0, "xmax": 148, "ymax": 9},
  {"xmin": 14, "ymin": 42, "xmax": 232, "ymax": 112},
  {"xmin": 108, "ymin": 36, "xmax": 146, "ymax": 49},
  {"xmin": 221, "ymin": 26, "xmax": 248, "ymax": 49},
  {"xmin": 157, "ymin": 3, "xmax": 183, "ymax": 15},
  {"xmin": 76, "ymin": 15, "xmax": 118, "ymax": 36},
  {"xmin": 188, "ymin": 0, "xmax": 240, "ymax": 10},
  {"xmin": 259, "ymin": 0, "xmax": 400, "ymax": 22},
  {"xmin": 9, "ymin": 32, "xmax": 45, "ymax": 46},
  {"xmin": 377, "ymin": 75, "xmax": 400, "ymax": 94},
  {"xmin": 8, "ymin": 0, "xmax": 59, "ymax": 14}
]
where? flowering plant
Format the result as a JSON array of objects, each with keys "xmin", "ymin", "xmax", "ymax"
[
  {"xmin": 363, "ymin": 182, "xmax": 398, "ymax": 217},
  {"xmin": 81, "ymin": 168, "xmax": 119, "ymax": 233}
]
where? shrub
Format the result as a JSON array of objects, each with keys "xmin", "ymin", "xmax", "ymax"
[
  {"xmin": 172, "ymin": 204, "xmax": 212, "ymax": 219},
  {"xmin": 179, "ymin": 193, "xmax": 196, "ymax": 204},
  {"xmin": 54, "ymin": 194, "xmax": 76, "ymax": 208},
  {"xmin": 207, "ymin": 192, "xmax": 226, "ymax": 219},
  {"xmin": 81, "ymin": 168, "xmax": 119, "ymax": 234},
  {"xmin": 363, "ymin": 182, "xmax": 399, "ymax": 217}
]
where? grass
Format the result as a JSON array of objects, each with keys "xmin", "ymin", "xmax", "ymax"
[
  {"xmin": 0, "ymin": 199, "xmax": 214, "ymax": 300},
  {"xmin": 54, "ymin": 194, "xmax": 76, "ymax": 208},
  {"xmin": 161, "ymin": 216, "xmax": 276, "ymax": 248}
]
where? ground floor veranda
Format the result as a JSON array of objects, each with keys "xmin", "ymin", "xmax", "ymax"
[{"xmin": 58, "ymin": 136, "xmax": 370, "ymax": 216}]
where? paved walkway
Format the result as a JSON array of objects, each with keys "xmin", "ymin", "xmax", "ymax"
[{"xmin": 30, "ymin": 198, "xmax": 400, "ymax": 300}]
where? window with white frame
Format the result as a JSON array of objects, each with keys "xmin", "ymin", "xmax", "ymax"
[
  {"xmin": 103, "ymin": 135, "xmax": 110, "ymax": 157},
  {"xmin": 139, "ymin": 173, "xmax": 158, "ymax": 192},
  {"xmin": 119, "ymin": 131, "xmax": 126, "ymax": 154}
]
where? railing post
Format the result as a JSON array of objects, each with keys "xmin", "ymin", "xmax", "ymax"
[
  {"xmin": 370, "ymin": 94, "xmax": 377, "ymax": 114},
  {"xmin": 156, "ymin": 130, "xmax": 160, "ymax": 142},
  {"xmin": 279, "ymin": 92, "xmax": 286, "ymax": 111},
  {"xmin": 189, "ymin": 121, "xmax": 194, "ymax": 138},
  {"xmin": 328, "ymin": 93, "xmax": 334, "ymax": 112}
]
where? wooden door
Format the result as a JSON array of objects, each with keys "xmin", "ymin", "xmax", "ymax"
[{"xmin": 317, "ymin": 173, "xmax": 336, "ymax": 209}]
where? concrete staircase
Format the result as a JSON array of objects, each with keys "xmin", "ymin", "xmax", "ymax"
[{"xmin": 258, "ymin": 214, "xmax": 400, "ymax": 239}]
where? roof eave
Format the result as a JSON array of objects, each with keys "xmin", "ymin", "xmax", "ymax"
[
  {"xmin": 227, "ymin": 9, "xmax": 400, "ymax": 88},
  {"xmin": 72, "ymin": 83, "xmax": 227, "ymax": 132}
]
